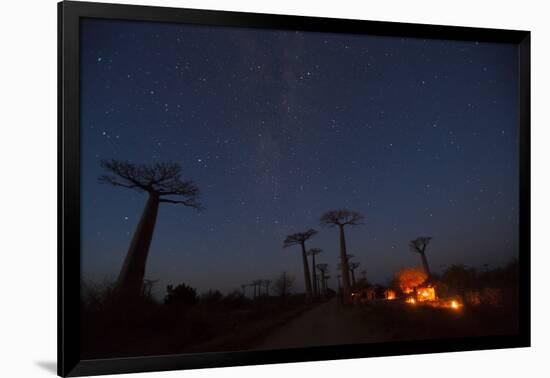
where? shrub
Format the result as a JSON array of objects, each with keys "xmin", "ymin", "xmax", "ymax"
[{"xmin": 164, "ymin": 283, "xmax": 198, "ymax": 306}]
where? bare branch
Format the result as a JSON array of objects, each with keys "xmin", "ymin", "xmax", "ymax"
[
  {"xmin": 316, "ymin": 263, "xmax": 329, "ymax": 274},
  {"xmin": 158, "ymin": 198, "xmax": 204, "ymax": 210},
  {"xmin": 409, "ymin": 236, "xmax": 432, "ymax": 254},
  {"xmin": 99, "ymin": 159, "xmax": 202, "ymax": 208},
  {"xmin": 320, "ymin": 209, "xmax": 364, "ymax": 227},
  {"xmin": 307, "ymin": 248, "xmax": 323, "ymax": 256},
  {"xmin": 283, "ymin": 229, "xmax": 318, "ymax": 248},
  {"xmin": 98, "ymin": 175, "xmax": 141, "ymax": 190}
]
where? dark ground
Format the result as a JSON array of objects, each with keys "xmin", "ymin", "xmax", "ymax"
[{"xmin": 82, "ymin": 295, "xmax": 518, "ymax": 359}]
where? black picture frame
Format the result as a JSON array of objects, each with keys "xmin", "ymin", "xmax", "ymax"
[{"xmin": 58, "ymin": 1, "xmax": 531, "ymax": 376}]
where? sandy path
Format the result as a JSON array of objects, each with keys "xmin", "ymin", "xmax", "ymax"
[{"xmin": 254, "ymin": 298, "xmax": 382, "ymax": 350}]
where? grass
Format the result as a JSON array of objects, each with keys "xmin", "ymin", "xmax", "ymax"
[{"xmin": 356, "ymin": 299, "xmax": 519, "ymax": 341}]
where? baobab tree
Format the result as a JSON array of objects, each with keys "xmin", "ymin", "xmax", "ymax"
[
  {"xmin": 263, "ymin": 279, "xmax": 272, "ymax": 297},
  {"xmin": 316, "ymin": 263, "xmax": 329, "ymax": 296},
  {"xmin": 349, "ymin": 261, "xmax": 360, "ymax": 286},
  {"xmin": 99, "ymin": 159, "xmax": 202, "ymax": 300},
  {"xmin": 409, "ymin": 236, "xmax": 433, "ymax": 277},
  {"xmin": 275, "ymin": 271, "xmax": 295, "ymax": 297},
  {"xmin": 360, "ymin": 270, "xmax": 367, "ymax": 281},
  {"xmin": 324, "ymin": 275, "xmax": 331, "ymax": 294},
  {"xmin": 336, "ymin": 262, "xmax": 344, "ymax": 287},
  {"xmin": 252, "ymin": 279, "xmax": 263, "ymax": 298},
  {"xmin": 307, "ymin": 248, "xmax": 323, "ymax": 296},
  {"xmin": 142, "ymin": 279, "xmax": 159, "ymax": 299},
  {"xmin": 283, "ymin": 229, "xmax": 318, "ymax": 298},
  {"xmin": 320, "ymin": 210, "xmax": 364, "ymax": 300}
]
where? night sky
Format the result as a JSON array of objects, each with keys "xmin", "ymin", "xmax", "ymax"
[{"xmin": 80, "ymin": 18, "xmax": 519, "ymax": 298}]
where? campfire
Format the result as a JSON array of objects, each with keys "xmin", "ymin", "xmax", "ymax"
[
  {"xmin": 416, "ymin": 286, "xmax": 436, "ymax": 302},
  {"xmin": 395, "ymin": 267, "xmax": 462, "ymax": 310}
]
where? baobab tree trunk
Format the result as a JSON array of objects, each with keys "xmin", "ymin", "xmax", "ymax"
[
  {"xmin": 116, "ymin": 194, "xmax": 160, "ymax": 300},
  {"xmin": 317, "ymin": 276, "xmax": 321, "ymax": 294},
  {"xmin": 338, "ymin": 225, "xmax": 352, "ymax": 300},
  {"xmin": 420, "ymin": 252, "xmax": 431, "ymax": 277},
  {"xmin": 311, "ymin": 253, "xmax": 318, "ymax": 296},
  {"xmin": 301, "ymin": 243, "xmax": 313, "ymax": 298},
  {"xmin": 350, "ymin": 269, "xmax": 356, "ymax": 286},
  {"xmin": 320, "ymin": 272, "xmax": 327, "ymax": 295}
]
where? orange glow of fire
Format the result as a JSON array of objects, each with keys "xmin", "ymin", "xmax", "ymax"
[
  {"xmin": 396, "ymin": 268, "xmax": 428, "ymax": 294},
  {"xmin": 385, "ymin": 289, "xmax": 396, "ymax": 300},
  {"xmin": 428, "ymin": 298, "xmax": 463, "ymax": 310},
  {"xmin": 406, "ymin": 297, "xmax": 416, "ymax": 304},
  {"xmin": 449, "ymin": 300, "xmax": 463, "ymax": 310},
  {"xmin": 416, "ymin": 286, "xmax": 436, "ymax": 302}
]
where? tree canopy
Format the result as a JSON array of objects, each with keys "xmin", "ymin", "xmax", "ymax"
[
  {"xmin": 283, "ymin": 229, "xmax": 318, "ymax": 247},
  {"xmin": 99, "ymin": 159, "xmax": 202, "ymax": 209},
  {"xmin": 320, "ymin": 210, "xmax": 364, "ymax": 227},
  {"xmin": 409, "ymin": 236, "xmax": 432, "ymax": 254}
]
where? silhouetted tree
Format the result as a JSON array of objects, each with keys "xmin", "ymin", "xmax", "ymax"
[
  {"xmin": 316, "ymin": 263, "xmax": 329, "ymax": 296},
  {"xmin": 263, "ymin": 279, "xmax": 272, "ymax": 296},
  {"xmin": 142, "ymin": 278, "xmax": 159, "ymax": 299},
  {"xmin": 360, "ymin": 270, "xmax": 367, "ymax": 280},
  {"xmin": 441, "ymin": 264, "xmax": 477, "ymax": 296},
  {"xmin": 324, "ymin": 275, "xmax": 331, "ymax": 294},
  {"xmin": 252, "ymin": 279, "xmax": 263, "ymax": 298},
  {"xmin": 164, "ymin": 283, "xmax": 198, "ymax": 306},
  {"xmin": 307, "ymin": 248, "xmax": 323, "ymax": 296},
  {"xmin": 349, "ymin": 261, "xmax": 360, "ymax": 286},
  {"xmin": 336, "ymin": 274, "xmax": 342, "ymax": 293},
  {"xmin": 409, "ymin": 236, "xmax": 433, "ymax": 277},
  {"xmin": 275, "ymin": 271, "xmax": 295, "ymax": 297},
  {"xmin": 201, "ymin": 289, "xmax": 224, "ymax": 303},
  {"xmin": 320, "ymin": 210, "xmax": 364, "ymax": 300},
  {"xmin": 100, "ymin": 159, "xmax": 202, "ymax": 300},
  {"xmin": 283, "ymin": 229, "xmax": 318, "ymax": 298}
]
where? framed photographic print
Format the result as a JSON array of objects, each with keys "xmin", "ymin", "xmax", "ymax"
[{"xmin": 58, "ymin": 1, "xmax": 530, "ymax": 376}]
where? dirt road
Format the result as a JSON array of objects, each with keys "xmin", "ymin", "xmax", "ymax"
[{"xmin": 254, "ymin": 298, "xmax": 384, "ymax": 350}]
